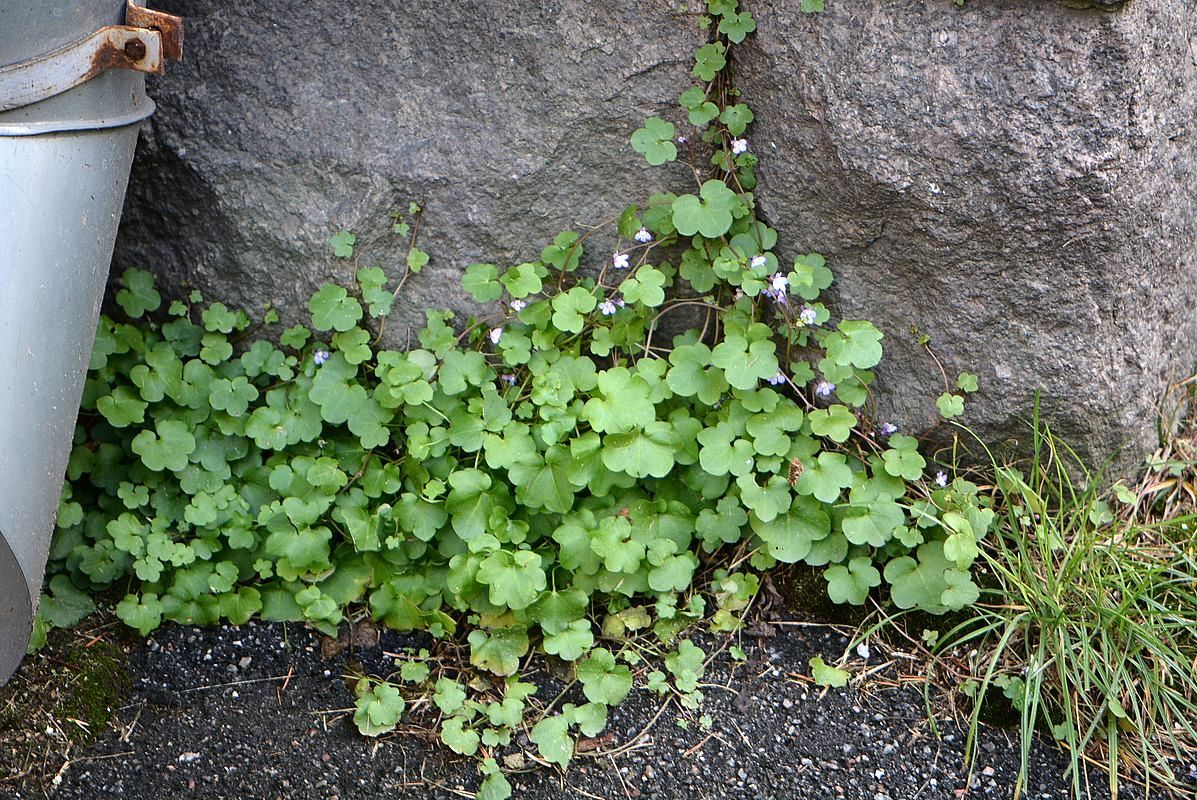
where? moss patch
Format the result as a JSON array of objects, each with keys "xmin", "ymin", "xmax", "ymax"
[
  {"xmin": 55, "ymin": 640, "xmax": 130, "ymax": 745},
  {"xmin": 774, "ymin": 564, "xmax": 870, "ymax": 626},
  {"xmin": 0, "ymin": 617, "xmax": 130, "ymax": 791}
]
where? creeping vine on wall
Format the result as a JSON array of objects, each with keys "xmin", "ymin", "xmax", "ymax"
[{"xmin": 44, "ymin": 2, "xmax": 989, "ymax": 795}]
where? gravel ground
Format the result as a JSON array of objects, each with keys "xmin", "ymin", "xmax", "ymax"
[{"xmin": 4, "ymin": 611, "xmax": 1169, "ymax": 800}]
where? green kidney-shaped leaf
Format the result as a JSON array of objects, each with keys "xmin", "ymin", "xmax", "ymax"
[
  {"xmin": 542, "ymin": 619, "xmax": 594, "ymax": 661},
  {"xmin": 476, "ymin": 550, "xmax": 546, "ymax": 611},
  {"xmin": 308, "ymin": 284, "xmax": 364, "ymax": 332},
  {"xmin": 718, "ymin": 11, "xmax": 757, "ymax": 44},
  {"xmin": 884, "ymin": 541, "xmax": 954, "ymax": 612},
  {"xmin": 509, "ymin": 448, "xmax": 575, "ymax": 514},
  {"xmin": 353, "ymin": 679, "xmax": 406, "ymax": 737},
  {"xmin": 823, "ymin": 557, "xmax": 882, "ymax": 605},
  {"xmin": 115, "ymin": 268, "xmax": 161, "ymax": 318},
  {"xmin": 671, "ymin": 180, "xmax": 741, "ymax": 239},
  {"xmin": 711, "ymin": 335, "xmax": 778, "ymax": 390},
  {"xmin": 131, "ymin": 420, "xmax": 196, "ymax": 472},
  {"xmin": 794, "ymin": 452, "xmax": 854, "ymax": 504},
  {"xmin": 530, "ymin": 715, "xmax": 574, "ymax": 768},
  {"xmin": 551, "ymin": 287, "xmax": 598, "ymax": 333},
  {"xmin": 468, "ymin": 625, "xmax": 530, "ymax": 676},
  {"xmin": 601, "ymin": 421, "xmax": 680, "ymax": 478},
  {"xmin": 692, "ymin": 42, "xmax": 727, "ymax": 81},
  {"xmin": 461, "ymin": 262, "xmax": 502, "ymax": 302},
  {"xmin": 116, "ymin": 592, "xmax": 163, "ymax": 636},
  {"xmin": 679, "ymin": 86, "xmax": 719, "ymax": 127},
  {"xmin": 96, "ymin": 386, "xmax": 147, "ymax": 427},
  {"xmin": 810, "ymin": 656, "xmax": 849, "ymax": 688},
  {"xmin": 619, "ymin": 266, "xmax": 667, "ymax": 308},
  {"xmin": 751, "ymin": 495, "xmax": 830, "ymax": 562},
  {"xmin": 824, "ymin": 320, "xmax": 883, "ymax": 370},
  {"xmin": 576, "ymin": 648, "xmax": 633, "ymax": 706},
  {"xmin": 329, "ymin": 231, "xmax": 356, "ymax": 258},
  {"xmin": 631, "ymin": 117, "xmax": 677, "ymax": 166},
  {"xmin": 936, "ymin": 393, "xmax": 965, "ymax": 419},
  {"xmin": 808, "ymin": 405, "xmax": 857, "ymax": 443}
]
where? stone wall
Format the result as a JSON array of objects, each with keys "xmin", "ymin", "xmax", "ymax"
[
  {"xmin": 735, "ymin": 0, "xmax": 1197, "ymax": 470},
  {"xmin": 114, "ymin": 0, "xmax": 701, "ymax": 330},
  {"xmin": 114, "ymin": 0, "xmax": 1197, "ymax": 472}
]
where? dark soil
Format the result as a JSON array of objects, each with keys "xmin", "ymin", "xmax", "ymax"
[{"xmin": 6, "ymin": 605, "xmax": 1185, "ymax": 800}]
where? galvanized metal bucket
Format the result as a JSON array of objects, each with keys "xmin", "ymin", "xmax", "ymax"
[{"xmin": 0, "ymin": 0, "xmax": 181, "ymax": 682}]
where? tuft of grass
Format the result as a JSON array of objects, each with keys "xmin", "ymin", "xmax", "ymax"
[
  {"xmin": 927, "ymin": 408, "xmax": 1197, "ymax": 798},
  {"xmin": 859, "ymin": 400, "xmax": 1197, "ymax": 798}
]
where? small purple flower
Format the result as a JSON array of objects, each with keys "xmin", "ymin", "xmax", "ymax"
[
  {"xmin": 934, "ymin": 471, "xmax": 949, "ymax": 488},
  {"xmin": 313, "ymin": 349, "xmax": 330, "ymax": 366},
  {"xmin": 612, "ymin": 252, "xmax": 630, "ymax": 270},
  {"xmin": 731, "ymin": 138, "xmax": 748, "ymax": 155},
  {"xmin": 879, "ymin": 422, "xmax": 898, "ymax": 437},
  {"xmin": 815, "ymin": 380, "xmax": 835, "ymax": 398},
  {"xmin": 763, "ymin": 286, "xmax": 788, "ymax": 306},
  {"xmin": 500, "ymin": 373, "xmax": 517, "ymax": 386},
  {"xmin": 677, "ymin": 135, "xmax": 688, "ymax": 145},
  {"xmin": 615, "ymin": 297, "xmax": 626, "ymax": 308},
  {"xmin": 799, "ymin": 306, "xmax": 818, "ymax": 326},
  {"xmin": 750, "ymin": 254, "xmax": 767, "ymax": 270},
  {"xmin": 767, "ymin": 371, "xmax": 786, "ymax": 386},
  {"xmin": 769, "ymin": 273, "xmax": 788, "ymax": 294},
  {"xmin": 634, "ymin": 228, "xmax": 653, "ymax": 244},
  {"xmin": 509, "ymin": 299, "xmax": 526, "ymax": 313},
  {"xmin": 599, "ymin": 299, "xmax": 618, "ymax": 316},
  {"xmin": 488, "ymin": 327, "xmax": 503, "ymax": 345}
]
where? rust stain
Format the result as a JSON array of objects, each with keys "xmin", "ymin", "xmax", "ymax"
[
  {"xmin": 123, "ymin": 38, "xmax": 147, "ymax": 61},
  {"xmin": 87, "ymin": 30, "xmax": 164, "ymax": 79},
  {"xmin": 87, "ymin": 39, "xmax": 137, "ymax": 81}
]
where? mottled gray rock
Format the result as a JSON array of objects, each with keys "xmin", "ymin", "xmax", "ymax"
[
  {"xmin": 738, "ymin": 0, "xmax": 1197, "ymax": 472},
  {"xmin": 114, "ymin": 0, "xmax": 700, "ymax": 336},
  {"xmin": 116, "ymin": 0, "xmax": 1197, "ymax": 472}
]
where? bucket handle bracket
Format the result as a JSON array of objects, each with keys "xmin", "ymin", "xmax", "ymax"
[
  {"xmin": 0, "ymin": 2, "xmax": 184, "ymax": 113},
  {"xmin": 126, "ymin": 1, "xmax": 185, "ymax": 63}
]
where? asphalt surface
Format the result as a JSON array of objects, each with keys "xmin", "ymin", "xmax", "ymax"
[{"xmin": 3, "ymin": 614, "xmax": 1151, "ymax": 800}]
